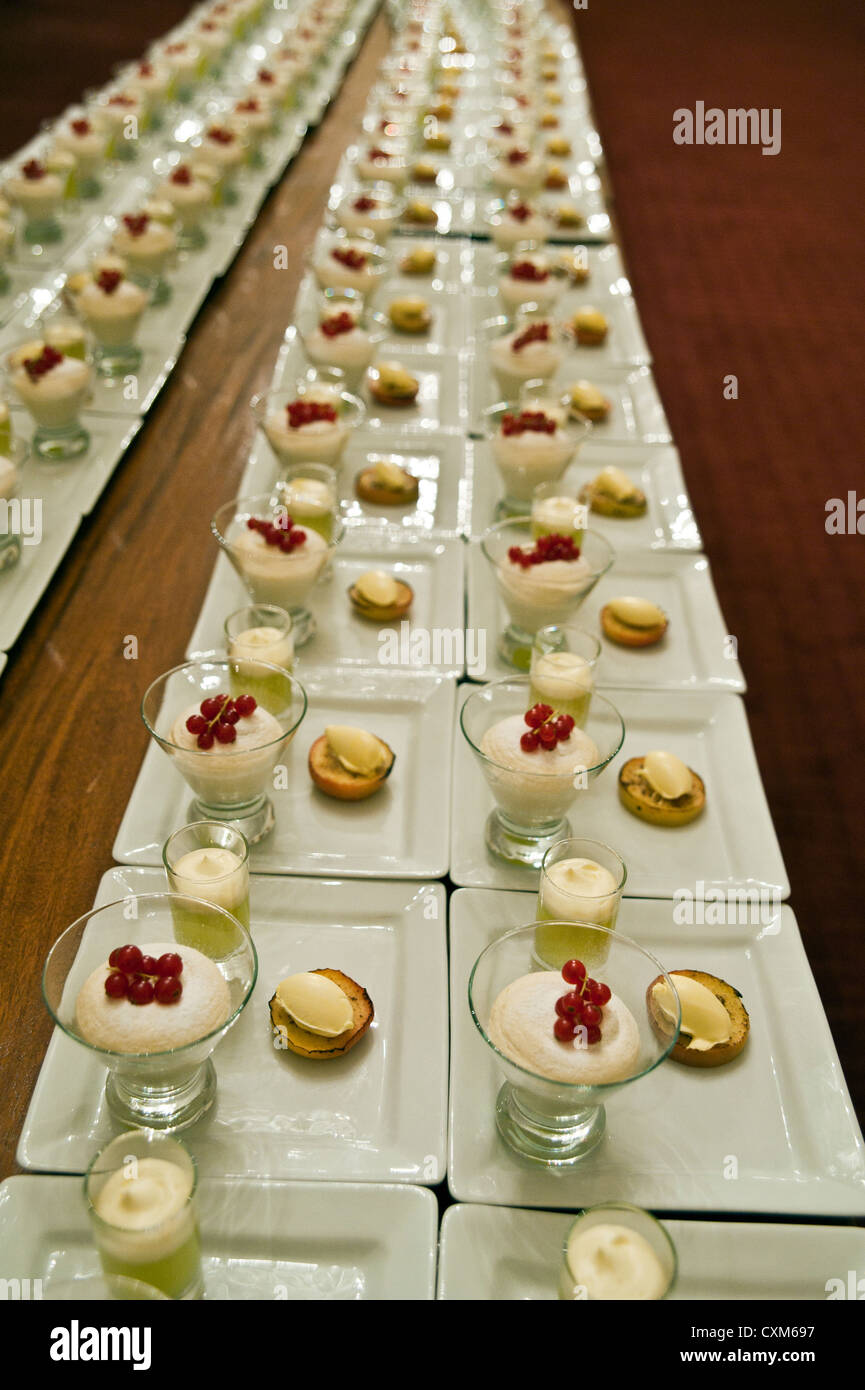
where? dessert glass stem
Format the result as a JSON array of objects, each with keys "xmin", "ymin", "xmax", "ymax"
[
  {"xmin": 186, "ymin": 792, "xmax": 275, "ymax": 846},
  {"xmin": 485, "ymin": 808, "xmax": 570, "ymax": 868},
  {"xmin": 94, "ymin": 343, "xmax": 142, "ymax": 378},
  {"xmin": 496, "ymin": 1082, "xmax": 606, "ymax": 1166},
  {"xmin": 32, "ymin": 422, "xmax": 90, "ymax": 461},
  {"xmin": 23, "ymin": 216, "xmax": 63, "ymax": 245},
  {"xmin": 105, "ymin": 1058, "xmax": 216, "ymax": 1133},
  {"xmin": 287, "ymin": 604, "xmax": 316, "ymax": 647},
  {"xmin": 497, "ymin": 621, "xmax": 537, "ymax": 670}
]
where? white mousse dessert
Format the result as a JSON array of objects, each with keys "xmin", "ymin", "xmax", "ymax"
[
  {"xmin": 498, "ymin": 253, "xmax": 559, "ymax": 310},
  {"xmin": 263, "ymin": 391, "xmax": 352, "ymax": 466},
  {"xmin": 338, "ymin": 193, "xmax": 400, "ymax": 238},
  {"xmin": 489, "ymin": 200, "xmax": 550, "ymax": 249},
  {"xmin": 488, "ymin": 970, "xmax": 640, "ymax": 1083},
  {"xmin": 480, "ymin": 711, "xmax": 599, "ymax": 823},
  {"xmin": 158, "ymin": 166, "xmax": 213, "ymax": 228},
  {"xmin": 564, "ymin": 1222, "xmax": 669, "ymax": 1300},
  {"xmin": 492, "ymin": 403, "xmax": 575, "ymax": 501},
  {"xmin": 304, "ymin": 311, "xmax": 375, "ymax": 378},
  {"xmin": 542, "ymin": 857, "xmax": 618, "ymax": 926},
  {"xmin": 76, "ymin": 942, "xmax": 230, "ymax": 1052},
  {"xmin": 495, "ymin": 533, "xmax": 593, "ymax": 632},
  {"xmin": 112, "ymin": 213, "xmax": 175, "ymax": 277},
  {"xmin": 5, "ymin": 161, "xmax": 63, "ymax": 220},
  {"xmin": 314, "ymin": 242, "xmax": 382, "ymax": 295},
  {"xmin": 8, "ymin": 345, "xmax": 91, "ymax": 429},
  {"xmin": 490, "ymin": 320, "xmax": 562, "ymax": 394},
  {"xmin": 231, "ymin": 522, "xmax": 329, "ymax": 607},
  {"xmin": 169, "ymin": 699, "xmax": 287, "ymax": 805},
  {"xmin": 75, "ymin": 271, "xmax": 148, "ymax": 347}
]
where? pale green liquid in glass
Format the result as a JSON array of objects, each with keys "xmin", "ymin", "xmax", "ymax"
[
  {"xmin": 533, "ymin": 902, "xmax": 617, "ymax": 970},
  {"xmin": 531, "ymin": 521, "xmax": 584, "ymax": 545},
  {"xmin": 292, "ymin": 511, "xmax": 333, "ymax": 541},
  {"xmin": 228, "ymin": 667, "xmax": 290, "ymax": 716},
  {"xmin": 528, "ymin": 681, "xmax": 591, "ymax": 726},
  {"xmin": 169, "ymin": 896, "xmax": 250, "ymax": 956},
  {"xmin": 99, "ymin": 1227, "xmax": 202, "ymax": 1300}
]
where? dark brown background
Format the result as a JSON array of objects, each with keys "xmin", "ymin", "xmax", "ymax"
[{"xmin": 0, "ymin": 0, "xmax": 863, "ymax": 1186}]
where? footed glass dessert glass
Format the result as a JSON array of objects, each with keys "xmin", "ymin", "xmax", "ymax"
[
  {"xmin": 142, "ymin": 658, "xmax": 307, "ymax": 843},
  {"xmin": 469, "ymin": 923, "xmax": 680, "ymax": 1166},
  {"xmin": 43, "ymin": 892, "xmax": 257, "ymax": 1131},
  {"xmin": 481, "ymin": 517, "xmax": 614, "ymax": 669},
  {"xmin": 2, "ymin": 338, "xmax": 92, "ymax": 460},
  {"xmin": 461, "ymin": 676, "xmax": 624, "ymax": 867}
]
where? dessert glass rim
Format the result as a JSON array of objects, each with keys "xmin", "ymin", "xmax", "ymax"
[
  {"xmin": 141, "ymin": 655, "xmax": 308, "ymax": 754},
  {"xmin": 42, "ymin": 891, "xmax": 259, "ymax": 1062},
  {"xmin": 540, "ymin": 835, "xmax": 628, "ymax": 894},
  {"xmin": 479, "ymin": 518, "xmax": 613, "ymax": 576},
  {"xmin": 460, "ymin": 675, "xmax": 625, "ymax": 779},
  {"xmin": 249, "ymin": 380, "xmax": 365, "ymax": 426},
  {"xmin": 84, "ymin": 1128, "xmax": 199, "ymax": 1233},
  {"xmin": 468, "ymin": 920, "xmax": 681, "ymax": 1091},
  {"xmin": 481, "ymin": 397, "xmax": 591, "ymax": 446},
  {"xmin": 2, "ymin": 333, "xmax": 94, "ymax": 376},
  {"xmin": 560, "ymin": 1200, "xmax": 679, "ymax": 1296}
]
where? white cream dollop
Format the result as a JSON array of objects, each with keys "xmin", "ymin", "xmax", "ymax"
[
  {"xmin": 355, "ymin": 569, "xmax": 400, "ymax": 606},
  {"xmin": 608, "ymin": 596, "xmax": 665, "ymax": 629},
  {"xmin": 642, "ymin": 750, "xmax": 691, "ymax": 800},
  {"xmin": 565, "ymin": 1222, "xmax": 668, "ymax": 1300},
  {"xmin": 276, "ymin": 972, "xmax": 352, "ymax": 1037},
  {"xmin": 95, "ymin": 1157, "xmax": 192, "ymax": 1232},
  {"xmin": 652, "ymin": 974, "xmax": 731, "ymax": 1052}
]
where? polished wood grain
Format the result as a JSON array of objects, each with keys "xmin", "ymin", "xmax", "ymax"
[{"xmin": 0, "ymin": 8, "xmax": 392, "ymax": 1180}]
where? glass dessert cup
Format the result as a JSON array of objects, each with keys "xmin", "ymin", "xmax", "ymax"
[
  {"xmin": 224, "ymin": 601, "xmax": 295, "ymax": 686},
  {"xmin": 531, "ymin": 480, "xmax": 588, "ymax": 541},
  {"xmin": 142, "ymin": 658, "xmax": 307, "ymax": 843},
  {"xmin": 481, "ymin": 517, "xmax": 614, "ymax": 668},
  {"xmin": 85, "ymin": 1130, "xmax": 203, "ymax": 1300},
  {"xmin": 274, "ymin": 462, "xmax": 339, "ymax": 540},
  {"xmin": 251, "ymin": 378, "xmax": 365, "ymax": 473},
  {"xmin": 42, "ymin": 892, "xmax": 257, "ymax": 1132},
  {"xmin": 308, "ymin": 237, "xmax": 388, "ymax": 298},
  {"xmin": 529, "ymin": 624, "xmax": 601, "ymax": 724},
  {"xmin": 163, "ymin": 820, "xmax": 251, "ymax": 942},
  {"xmin": 482, "ymin": 399, "xmax": 590, "ymax": 518},
  {"xmin": 559, "ymin": 1202, "xmax": 677, "ymax": 1300},
  {"xmin": 469, "ymin": 922, "xmax": 680, "ymax": 1166},
  {"xmin": 72, "ymin": 283, "xmax": 152, "ymax": 379},
  {"xmin": 2, "ymin": 338, "xmax": 92, "ymax": 460},
  {"xmin": 212, "ymin": 493, "xmax": 344, "ymax": 647},
  {"xmin": 483, "ymin": 311, "xmax": 568, "ymax": 401},
  {"xmin": 461, "ymin": 676, "xmax": 625, "ymax": 867},
  {"xmin": 334, "ymin": 187, "xmax": 406, "ymax": 240},
  {"xmin": 300, "ymin": 290, "xmax": 386, "ymax": 391},
  {"xmin": 536, "ymin": 836, "xmax": 627, "ymax": 969}
]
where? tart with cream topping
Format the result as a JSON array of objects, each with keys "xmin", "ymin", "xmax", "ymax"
[
  {"xmin": 348, "ymin": 567, "xmax": 413, "ymax": 621},
  {"xmin": 269, "ymin": 969, "xmax": 373, "ymax": 1059},
  {"xmin": 308, "ymin": 724, "xmax": 395, "ymax": 800},
  {"xmin": 618, "ymin": 750, "xmax": 705, "ymax": 826},
  {"xmin": 580, "ymin": 465, "xmax": 646, "ymax": 518},
  {"xmin": 601, "ymin": 596, "xmax": 667, "ymax": 646},
  {"xmin": 387, "ymin": 296, "xmax": 431, "ymax": 334},
  {"xmin": 367, "ymin": 360, "xmax": 419, "ymax": 406},
  {"xmin": 568, "ymin": 379, "xmax": 611, "ymax": 422},
  {"xmin": 355, "ymin": 457, "xmax": 419, "ymax": 505},
  {"xmin": 572, "ymin": 307, "xmax": 609, "ymax": 347},
  {"xmin": 647, "ymin": 969, "xmax": 749, "ymax": 1067}
]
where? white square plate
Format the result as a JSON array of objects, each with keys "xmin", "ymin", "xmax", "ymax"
[
  {"xmin": 11, "ymin": 409, "xmax": 142, "ymax": 515},
  {"xmin": 0, "ymin": 1176, "xmax": 437, "ymax": 1299},
  {"xmin": 448, "ymin": 891, "xmax": 865, "ymax": 1215},
  {"xmin": 114, "ymin": 667, "xmax": 455, "ymax": 877},
  {"xmin": 467, "ymin": 441, "xmax": 700, "ymax": 550},
  {"xmin": 370, "ymin": 278, "xmax": 471, "ymax": 354},
  {"xmin": 438, "ymin": 1205, "xmax": 865, "ymax": 1300},
  {"xmin": 469, "ymin": 363, "xmax": 672, "ymax": 443},
  {"xmin": 0, "ymin": 497, "xmax": 82, "ymax": 651},
  {"xmin": 242, "ymin": 428, "xmax": 472, "ymax": 535},
  {"xmin": 187, "ymin": 530, "xmax": 466, "ymax": 675},
  {"xmin": 465, "ymin": 547, "xmax": 743, "ymax": 692},
  {"xmin": 18, "ymin": 868, "xmax": 449, "ymax": 1184},
  {"xmin": 450, "ymin": 686, "xmax": 789, "ymax": 897}
]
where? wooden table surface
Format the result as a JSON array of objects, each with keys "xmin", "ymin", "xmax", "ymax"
[{"xmin": 1, "ymin": 0, "xmax": 864, "ymax": 1190}]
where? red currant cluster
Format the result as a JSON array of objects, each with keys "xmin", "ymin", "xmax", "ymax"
[
  {"xmin": 553, "ymin": 959, "xmax": 611, "ymax": 1043},
  {"xmin": 367, "ymin": 147, "xmax": 392, "ymax": 162},
  {"xmin": 287, "ymin": 398, "xmax": 338, "ymax": 428},
  {"xmin": 320, "ymin": 311, "xmax": 356, "ymax": 338},
  {"xmin": 511, "ymin": 260, "xmax": 548, "ymax": 282},
  {"xmin": 506, "ymin": 147, "xmax": 530, "ymax": 165},
  {"xmin": 495, "ymin": 122, "xmax": 515, "ymax": 136},
  {"xmin": 108, "ymin": 93, "xmax": 135, "ymax": 108},
  {"xmin": 353, "ymin": 195, "xmax": 378, "ymax": 212},
  {"xmin": 96, "ymin": 269, "xmax": 123, "ymax": 295},
  {"xmin": 511, "ymin": 322, "xmax": 551, "ymax": 353},
  {"xmin": 246, "ymin": 513, "xmax": 308, "ymax": 554},
  {"xmin": 258, "ymin": 68, "xmax": 276, "ymax": 84},
  {"xmin": 236, "ymin": 99, "xmax": 261, "ymax": 114},
  {"xmin": 508, "ymin": 532, "xmax": 580, "ymax": 567},
  {"xmin": 519, "ymin": 702, "xmax": 575, "ymax": 752},
  {"xmin": 138, "ymin": 62, "xmax": 154, "ymax": 76},
  {"xmin": 501, "ymin": 408, "xmax": 555, "ymax": 437},
  {"xmin": 21, "ymin": 159, "xmax": 46, "ymax": 180},
  {"xmin": 71, "ymin": 118, "xmax": 92, "ymax": 136},
  {"xmin": 23, "ymin": 345, "xmax": 63, "ymax": 382},
  {"xmin": 164, "ymin": 41, "xmax": 187, "ymax": 53},
  {"xmin": 332, "ymin": 246, "xmax": 368, "ymax": 270},
  {"xmin": 122, "ymin": 213, "xmax": 150, "ymax": 237},
  {"xmin": 170, "ymin": 164, "xmax": 193, "ymax": 185},
  {"xmin": 508, "ymin": 201, "xmax": 532, "ymax": 221},
  {"xmin": 104, "ymin": 945, "xmax": 184, "ymax": 1005},
  {"xmin": 186, "ymin": 692, "xmax": 258, "ymax": 748},
  {"xmin": 207, "ymin": 125, "xmax": 235, "ymax": 145}
]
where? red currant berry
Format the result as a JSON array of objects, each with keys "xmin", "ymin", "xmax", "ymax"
[
  {"xmin": 559, "ymin": 990, "xmax": 583, "ymax": 1018},
  {"xmin": 156, "ymin": 952, "xmax": 183, "ymax": 977},
  {"xmin": 535, "ymin": 704, "xmax": 553, "ymax": 721},
  {"xmin": 139, "ymin": 955, "xmax": 159, "ymax": 976},
  {"xmin": 186, "ymin": 714, "xmax": 207, "ymax": 735},
  {"xmin": 520, "ymin": 730, "xmax": 539, "ymax": 752},
  {"xmin": 155, "ymin": 975, "xmax": 183, "ymax": 1004},
  {"xmin": 538, "ymin": 723, "xmax": 557, "ymax": 748},
  {"xmin": 587, "ymin": 979, "xmax": 611, "ymax": 1006},
  {"xmin": 108, "ymin": 947, "xmax": 124, "ymax": 968},
  {"xmin": 115, "ymin": 944, "xmax": 143, "ymax": 974},
  {"xmin": 104, "ymin": 971, "xmax": 128, "ymax": 999},
  {"xmin": 235, "ymin": 695, "xmax": 256, "ymax": 717},
  {"xmin": 561, "ymin": 959, "xmax": 587, "ymax": 986},
  {"xmin": 215, "ymin": 720, "xmax": 237, "ymax": 743},
  {"xmin": 129, "ymin": 977, "xmax": 155, "ymax": 1005},
  {"xmin": 222, "ymin": 706, "xmax": 240, "ymax": 724},
  {"xmin": 200, "ymin": 697, "xmax": 222, "ymax": 721},
  {"xmin": 554, "ymin": 1016, "xmax": 576, "ymax": 1042},
  {"xmin": 585, "ymin": 1024, "xmax": 602, "ymax": 1045},
  {"xmin": 581, "ymin": 1002, "xmax": 602, "ymax": 1027},
  {"xmin": 524, "ymin": 705, "xmax": 546, "ymax": 729},
  {"xmin": 197, "ymin": 730, "xmax": 215, "ymax": 749}
]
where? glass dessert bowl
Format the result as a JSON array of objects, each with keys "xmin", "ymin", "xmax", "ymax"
[
  {"xmin": 42, "ymin": 891, "xmax": 257, "ymax": 1132},
  {"xmin": 2, "ymin": 336, "xmax": 92, "ymax": 459},
  {"xmin": 66, "ymin": 266, "xmax": 151, "ymax": 377},
  {"xmin": 309, "ymin": 237, "xmax": 388, "ymax": 297},
  {"xmin": 484, "ymin": 313, "xmax": 567, "ymax": 398},
  {"xmin": 212, "ymin": 492, "xmax": 343, "ymax": 646},
  {"xmin": 251, "ymin": 377, "xmax": 364, "ymax": 471},
  {"xmin": 299, "ymin": 290, "xmax": 385, "ymax": 391},
  {"xmin": 469, "ymin": 922, "xmax": 680, "ymax": 1166},
  {"xmin": 461, "ymin": 675, "xmax": 625, "ymax": 867},
  {"xmin": 482, "ymin": 397, "xmax": 590, "ymax": 517},
  {"xmin": 481, "ymin": 517, "xmax": 614, "ymax": 668},
  {"xmin": 142, "ymin": 657, "xmax": 307, "ymax": 844}
]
